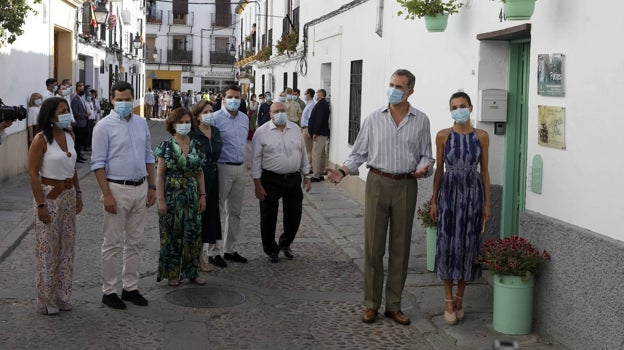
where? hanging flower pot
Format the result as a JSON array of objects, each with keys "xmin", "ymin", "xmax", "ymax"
[
  {"xmin": 424, "ymin": 14, "xmax": 449, "ymax": 32},
  {"xmin": 502, "ymin": 0, "xmax": 537, "ymax": 20}
]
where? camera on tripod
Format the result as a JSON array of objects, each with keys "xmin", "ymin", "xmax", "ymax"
[{"xmin": 0, "ymin": 98, "xmax": 27, "ymax": 122}]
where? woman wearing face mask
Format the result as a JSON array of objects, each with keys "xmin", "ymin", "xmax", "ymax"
[
  {"xmin": 429, "ymin": 92, "xmax": 491, "ymax": 325},
  {"xmin": 190, "ymin": 100, "xmax": 223, "ymax": 272},
  {"xmin": 28, "ymin": 97, "xmax": 83, "ymax": 315},
  {"xmin": 155, "ymin": 107, "xmax": 207, "ymax": 286},
  {"xmin": 27, "ymin": 92, "xmax": 43, "ymax": 145}
]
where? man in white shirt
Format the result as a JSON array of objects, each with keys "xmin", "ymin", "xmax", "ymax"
[
  {"xmin": 144, "ymin": 88, "xmax": 155, "ymax": 120},
  {"xmin": 300, "ymin": 88, "xmax": 316, "ymax": 173},
  {"xmin": 42, "ymin": 78, "xmax": 57, "ymax": 101},
  {"xmin": 251, "ymin": 101, "xmax": 311, "ymax": 263}
]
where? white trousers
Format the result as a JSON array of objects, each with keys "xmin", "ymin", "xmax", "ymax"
[
  {"xmin": 101, "ymin": 182, "xmax": 147, "ymax": 295},
  {"xmin": 208, "ymin": 163, "xmax": 245, "ymax": 256}
]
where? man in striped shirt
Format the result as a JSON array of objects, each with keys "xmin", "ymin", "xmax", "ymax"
[{"xmin": 326, "ymin": 69, "xmax": 434, "ymax": 326}]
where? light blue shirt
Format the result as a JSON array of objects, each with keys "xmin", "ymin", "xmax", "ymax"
[
  {"xmin": 301, "ymin": 99, "xmax": 316, "ymax": 127},
  {"xmin": 213, "ymin": 108, "xmax": 249, "ymax": 163},
  {"xmin": 344, "ymin": 104, "xmax": 434, "ymax": 176},
  {"xmin": 91, "ymin": 110, "xmax": 155, "ymax": 180}
]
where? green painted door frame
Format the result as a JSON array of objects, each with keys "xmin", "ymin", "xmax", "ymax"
[{"xmin": 500, "ymin": 41, "xmax": 530, "ymax": 237}]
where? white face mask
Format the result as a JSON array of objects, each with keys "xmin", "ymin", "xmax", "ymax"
[
  {"xmin": 273, "ymin": 112, "xmax": 287, "ymax": 125},
  {"xmin": 201, "ymin": 113, "xmax": 215, "ymax": 126},
  {"xmin": 175, "ymin": 123, "xmax": 191, "ymax": 135}
]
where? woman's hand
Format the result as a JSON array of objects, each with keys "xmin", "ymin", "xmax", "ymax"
[
  {"xmin": 157, "ymin": 199, "xmax": 167, "ymax": 216},
  {"xmin": 76, "ymin": 196, "xmax": 83, "ymax": 214},
  {"xmin": 429, "ymin": 201, "xmax": 438, "ymax": 222},
  {"xmin": 199, "ymin": 195, "xmax": 206, "ymax": 213},
  {"xmin": 38, "ymin": 206, "xmax": 52, "ymax": 224}
]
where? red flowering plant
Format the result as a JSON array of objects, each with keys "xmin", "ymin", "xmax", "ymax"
[
  {"xmin": 416, "ymin": 200, "xmax": 437, "ymax": 229},
  {"xmin": 478, "ymin": 236, "xmax": 550, "ymax": 280}
]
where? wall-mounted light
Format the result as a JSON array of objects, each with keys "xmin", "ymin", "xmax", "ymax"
[
  {"xmin": 94, "ymin": 2, "xmax": 109, "ymax": 25},
  {"xmin": 228, "ymin": 43, "xmax": 236, "ymax": 57},
  {"xmin": 132, "ymin": 33, "xmax": 142, "ymax": 50}
]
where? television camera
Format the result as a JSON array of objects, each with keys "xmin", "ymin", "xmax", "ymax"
[{"xmin": 0, "ymin": 98, "xmax": 27, "ymax": 123}]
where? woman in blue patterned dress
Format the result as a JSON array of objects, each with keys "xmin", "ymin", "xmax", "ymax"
[
  {"xmin": 155, "ymin": 108, "xmax": 206, "ymax": 286},
  {"xmin": 430, "ymin": 92, "xmax": 491, "ymax": 325}
]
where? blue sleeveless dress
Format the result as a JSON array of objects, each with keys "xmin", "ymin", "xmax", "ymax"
[{"xmin": 434, "ymin": 130, "xmax": 484, "ymax": 282}]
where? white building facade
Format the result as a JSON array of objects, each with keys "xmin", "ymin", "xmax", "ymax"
[{"xmin": 237, "ymin": 1, "xmax": 624, "ymax": 349}]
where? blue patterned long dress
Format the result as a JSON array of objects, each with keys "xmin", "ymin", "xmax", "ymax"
[{"xmin": 434, "ymin": 130, "xmax": 484, "ymax": 282}]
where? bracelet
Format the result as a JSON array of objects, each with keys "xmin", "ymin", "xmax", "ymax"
[
  {"xmin": 37, "ymin": 203, "xmax": 47, "ymax": 208},
  {"xmin": 148, "ymin": 185, "xmax": 156, "ymax": 190},
  {"xmin": 338, "ymin": 169, "xmax": 347, "ymax": 177}
]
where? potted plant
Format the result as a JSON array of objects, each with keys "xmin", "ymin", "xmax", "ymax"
[
  {"xmin": 478, "ymin": 236, "xmax": 550, "ymax": 335},
  {"xmin": 276, "ymin": 32, "xmax": 298, "ymax": 55},
  {"xmin": 396, "ymin": 0, "xmax": 463, "ymax": 32},
  {"xmin": 416, "ymin": 200, "xmax": 437, "ymax": 272},
  {"xmin": 500, "ymin": 0, "xmax": 537, "ymax": 20}
]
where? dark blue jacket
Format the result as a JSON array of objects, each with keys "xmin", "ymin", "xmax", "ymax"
[
  {"xmin": 308, "ymin": 98, "xmax": 330, "ymax": 137},
  {"xmin": 257, "ymin": 102, "xmax": 272, "ymax": 127}
]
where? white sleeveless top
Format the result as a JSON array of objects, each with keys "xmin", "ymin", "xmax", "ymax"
[{"xmin": 39, "ymin": 132, "xmax": 77, "ymax": 180}]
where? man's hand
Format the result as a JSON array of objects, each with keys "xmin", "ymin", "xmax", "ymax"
[
  {"xmin": 326, "ymin": 168, "xmax": 344, "ymax": 184},
  {"xmin": 303, "ymin": 177, "xmax": 311, "ymax": 192},
  {"xmin": 0, "ymin": 120, "xmax": 13, "ymax": 130},
  {"xmin": 146, "ymin": 189, "xmax": 156, "ymax": 207},
  {"xmin": 254, "ymin": 183, "xmax": 266, "ymax": 201},
  {"xmin": 410, "ymin": 164, "xmax": 431, "ymax": 179},
  {"xmin": 103, "ymin": 193, "xmax": 117, "ymax": 214}
]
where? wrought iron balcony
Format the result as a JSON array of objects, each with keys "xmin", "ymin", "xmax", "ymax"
[
  {"xmin": 167, "ymin": 49, "xmax": 193, "ymax": 64},
  {"xmin": 147, "ymin": 10, "xmax": 163, "ymax": 24},
  {"xmin": 210, "ymin": 51, "xmax": 236, "ymax": 65}
]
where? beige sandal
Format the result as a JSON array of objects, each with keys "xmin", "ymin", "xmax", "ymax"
[
  {"xmin": 444, "ymin": 299, "xmax": 457, "ymax": 325},
  {"xmin": 168, "ymin": 279, "xmax": 180, "ymax": 287}
]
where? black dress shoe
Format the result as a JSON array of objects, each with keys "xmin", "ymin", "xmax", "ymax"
[
  {"xmin": 224, "ymin": 252, "xmax": 248, "ymax": 263},
  {"xmin": 121, "ymin": 289, "xmax": 148, "ymax": 306},
  {"xmin": 281, "ymin": 246, "xmax": 294, "ymax": 259},
  {"xmin": 209, "ymin": 255, "xmax": 227, "ymax": 267},
  {"xmin": 267, "ymin": 252, "xmax": 279, "ymax": 263},
  {"xmin": 310, "ymin": 176, "xmax": 324, "ymax": 182},
  {"xmin": 102, "ymin": 293, "xmax": 127, "ymax": 309}
]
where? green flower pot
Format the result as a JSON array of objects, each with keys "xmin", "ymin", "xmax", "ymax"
[
  {"xmin": 493, "ymin": 274, "xmax": 534, "ymax": 335},
  {"xmin": 503, "ymin": 0, "xmax": 536, "ymax": 20},
  {"xmin": 424, "ymin": 14, "xmax": 449, "ymax": 32},
  {"xmin": 425, "ymin": 226, "xmax": 437, "ymax": 272}
]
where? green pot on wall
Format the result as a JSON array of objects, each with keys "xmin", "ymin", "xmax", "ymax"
[
  {"xmin": 503, "ymin": 0, "xmax": 537, "ymax": 20},
  {"xmin": 425, "ymin": 226, "xmax": 437, "ymax": 271},
  {"xmin": 424, "ymin": 14, "xmax": 449, "ymax": 32},
  {"xmin": 492, "ymin": 274, "xmax": 535, "ymax": 335}
]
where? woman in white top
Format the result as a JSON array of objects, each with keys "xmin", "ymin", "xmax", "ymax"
[
  {"xmin": 27, "ymin": 92, "xmax": 43, "ymax": 145},
  {"xmin": 28, "ymin": 97, "xmax": 83, "ymax": 315}
]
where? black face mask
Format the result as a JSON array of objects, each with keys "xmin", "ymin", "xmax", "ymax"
[{"xmin": 77, "ymin": 90, "xmax": 85, "ymax": 96}]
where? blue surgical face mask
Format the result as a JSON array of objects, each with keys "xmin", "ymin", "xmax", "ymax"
[
  {"xmin": 451, "ymin": 108, "xmax": 471, "ymax": 124},
  {"xmin": 55, "ymin": 113, "xmax": 73, "ymax": 129},
  {"xmin": 278, "ymin": 96, "xmax": 287, "ymax": 102},
  {"xmin": 52, "ymin": 86, "xmax": 58, "ymax": 92},
  {"xmin": 114, "ymin": 101, "xmax": 133, "ymax": 117},
  {"xmin": 286, "ymin": 94, "xmax": 293, "ymax": 101},
  {"xmin": 175, "ymin": 123, "xmax": 191, "ymax": 135},
  {"xmin": 201, "ymin": 112, "xmax": 215, "ymax": 126},
  {"xmin": 62, "ymin": 88, "xmax": 71, "ymax": 96},
  {"xmin": 86, "ymin": 96, "xmax": 92, "ymax": 102},
  {"xmin": 386, "ymin": 87, "xmax": 404, "ymax": 105},
  {"xmin": 34, "ymin": 99, "xmax": 42, "ymax": 106},
  {"xmin": 225, "ymin": 98, "xmax": 241, "ymax": 111},
  {"xmin": 273, "ymin": 112, "xmax": 287, "ymax": 125}
]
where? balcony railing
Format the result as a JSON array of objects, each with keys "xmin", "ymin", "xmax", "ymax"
[
  {"xmin": 167, "ymin": 49, "xmax": 193, "ymax": 64},
  {"xmin": 210, "ymin": 51, "xmax": 236, "ymax": 65},
  {"xmin": 147, "ymin": 10, "xmax": 163, "ymax": 24},
  {"xmin": 169, "ymin": 11, "xmax": 194, "ymax": 26}
]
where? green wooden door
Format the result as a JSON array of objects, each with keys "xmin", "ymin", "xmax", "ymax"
[{"xmin": 501, "ymin": 41, "xmax": 530, "ymax": 237}]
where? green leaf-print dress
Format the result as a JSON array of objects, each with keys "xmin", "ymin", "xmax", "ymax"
[{"xmin": 154, "ymin": 137, "xmax": 205, "ymax": 282}]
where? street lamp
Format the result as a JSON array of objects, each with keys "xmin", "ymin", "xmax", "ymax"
[
  {"xmin": 152, "ymin": 48, "xmax": 159, "ymax": 61},
  {"xmin": 228, "ymin": 43, "xmax": 236, "ymax": 57},
  {"xmin": 94, "ymin": 2, "xmax": 109, "ymax": 25},
  {"xmin": 132, "ymin": 33, "xmax": 142, "ymax": 50}
]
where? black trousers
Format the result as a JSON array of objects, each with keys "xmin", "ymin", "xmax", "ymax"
[
  {"xmin": 73, "ymin": 126, "xmax": 88, "ymax": 157},
  {"xmin": 259, "ymin": 170, "xmax": 303, "ymax": 255}
]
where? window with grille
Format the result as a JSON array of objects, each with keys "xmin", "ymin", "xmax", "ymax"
[{"xmin": 348, "ymin": 60, "xmax": 363, "ymax": 145}]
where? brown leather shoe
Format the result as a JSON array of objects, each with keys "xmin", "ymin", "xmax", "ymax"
[
  {"xmin": 362, "ymin": 309, "xmax": 378, "ymax": 323},
  {"xmin": 384, "ymin": 310, "xmax": 411, "ymax": 325}
]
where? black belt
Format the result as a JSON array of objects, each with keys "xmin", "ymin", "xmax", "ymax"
[
  {"xmin": 219, "ymin": 162, "xmax": 243, "ymax": 166},
  {"xmin": 107, "ymin": 177, "xmax": 146, "ymax": 186},
  {"xmin": 262, "ymin": 169, "xmax": 300, "ymax": 178}
]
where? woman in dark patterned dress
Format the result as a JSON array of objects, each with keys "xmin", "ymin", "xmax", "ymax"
[
  {"xmin": 430, "ymin": 92, "xmax": 491, "ymax": 325},
  {"xmin": 155, "ymin": 108, "xmax": 206, "ymax": 286},
  {"xmin": 190, "ymin": 100, "xmax": 223, "ymax": 272}
]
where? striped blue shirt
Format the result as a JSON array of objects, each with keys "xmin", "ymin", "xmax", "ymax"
[
  {"xmin": 213, "ymin": 108, "xmax": 249, "ymax": 163},
  {"xmin": 344, "ymin": 104, "xmax": 433, "ymax": 175}
]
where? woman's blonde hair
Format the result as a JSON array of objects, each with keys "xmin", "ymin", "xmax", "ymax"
[{"xmin": 28, "ymin": 92, "xmax": 43, "ymax": 107}]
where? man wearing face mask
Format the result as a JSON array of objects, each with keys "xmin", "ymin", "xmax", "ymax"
[
  {"xmin": 283, "ymin": 87, "xmax": 302, "ymax": 125},
  {"xmin": 42, "ymin": 78, "xmax": 58, "ymax": 101},
  {"xmin": 91, "ymin": 81, "xmax": 157, "ymax": 310},
  {"xmin": 251, "ymin": 101, "xmax": 311, "ymax": 263},
  {"xmin": 308, "ymin": 89, "xmax": 330, "ymax": 182},
  {"xmin": 207, "ymin": 85, "xmax": 249, "ymax": 268},
  {"xmin": 300, "ymin": 88, "xmax": 316, "ymax": 172},
  {"xmin": 257, "ymin": 92, "xmax": 273, "ymax": 127},
  {"xmin": 326, "ymin": 69, "xmax": 434, "ymax": 326},
  {"xmin": 70, "ymin": 82, "xmax": 90, "ymax": 163}
]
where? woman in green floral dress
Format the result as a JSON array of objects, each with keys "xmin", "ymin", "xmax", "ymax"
[{"xmin": 155, "ymin": 108, "xmax": 206, "ymax": 286}]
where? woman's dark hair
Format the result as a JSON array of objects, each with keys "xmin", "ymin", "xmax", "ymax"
[
  {"xmin": 449, "ymin": 92, "xmax": 472, "ymax": 106},
  {"xmin": 37, "ymin": 97, "xmax": 69, "ymax": 144},
  {"xmin": 165, "ymin": 107, "xmax": 192, "ymax": 134}
]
